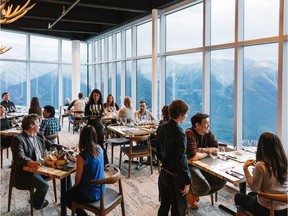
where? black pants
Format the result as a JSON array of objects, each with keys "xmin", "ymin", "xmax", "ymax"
[
  {"xmin": 62, "ymin": 186, "xmax": 91, "ymax": 216},
  {"xmin": 158, "ymin": 171, "xmax": 187, "ymax": 216},
  {"xmin": 235, "ymin": 192, "xmax": 287, "ymax": 216}
]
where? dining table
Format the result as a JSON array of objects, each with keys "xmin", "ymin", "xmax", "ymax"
[
  {"xmin": 189, "ymin": 150, "xmax": 255, "ymax": 215},
  {"xmin": 107, "ymin": 124, "xmax": 157, "ymax": 137},
  {"xmin": 23, "ymin": 162, "xmax": 76, "ymax": 216},
  {"xmin": 0, "ymin": 127, "xmax": 22, "ymax": 137}
]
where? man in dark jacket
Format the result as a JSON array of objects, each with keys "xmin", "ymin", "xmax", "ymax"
[
  {"xmin": 157, "ymin": 99, "xmax": 191, "ymax": 216},
  {"xmin": 11, "ymin": 114, "xmax": 64, "ymax": 210}
]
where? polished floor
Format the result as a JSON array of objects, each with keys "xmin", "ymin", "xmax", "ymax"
[{"xmin": 0, "ymin": 119, "xmax": 237, "ymax": 215}]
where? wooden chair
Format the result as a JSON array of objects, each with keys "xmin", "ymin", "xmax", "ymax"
[
  {"xmin": 8, "ymin": 165, "xmax": 58, "ymax": 215},
  {"xmin": 105, "ymin": 124, "xmax": 130, "ymax": 165},
  {"xmin": 45, "ymin": 133, "xmax": 60, "ymax": 144},
  {"xmin": 59, "ymin": 105, "xmax": 70, "ymax": 128},
  {"xmin": 1, "ymin": 136, "xmax": 12, "ymax": 168},
  {"xmin": 119, "ymin": 135, "xmax": 153, "ymax": 178},
  {"xmin": 236, "ymin": 192, "xmax": 288, "ymax": 216},
  {"xmin": 68, "ymin": 110, "xmax": 86, "ymax": 134},
  {"xmin": 71, "ymin": 165, "xmax": 125, "ymax": 216}
]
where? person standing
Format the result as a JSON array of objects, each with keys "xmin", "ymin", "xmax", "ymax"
[
  {"xmin": 62, "ymin": 125, "xmax": 106, "ymax": 216},
  {"xmin": 1, "ymin": 92, "xmax": 16, "ymax": 112},
  {"xmin": 157, "ymin": 99, "xmax": 191, "ymax": 216},
  {"xmin": 234, "ymin": 132, "xmax": 287, "ymax": 216},
  {"xmin": 185, "ymin": 112, "xmax": 226, "ymax": 209},
  {"xmin": 85, "ymin": 89, "xmax": 109, "ymax": 165}
]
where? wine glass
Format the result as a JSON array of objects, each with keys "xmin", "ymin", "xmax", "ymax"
[
  {"xmin": 217, "ymin": 146, "xmax": 226, "ymax": 159},
  {"xmin": 122, "ymin": 117, "xmax": 127, "ymax": 125},
  {"xmin": 116, "ymin": 116, "xmax": 121, "ymax": 125},
  {"xmin": 209, "ymin": 148, "xmax": 218, "ymax": 167}
]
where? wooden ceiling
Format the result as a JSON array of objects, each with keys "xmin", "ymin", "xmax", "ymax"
[{"xmin": 2, "ymin": 0, "xmax": 184, "ymax": 41}]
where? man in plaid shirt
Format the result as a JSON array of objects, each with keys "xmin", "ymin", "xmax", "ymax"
[{"xmin": 40, "ymin": 105, "xmax": 61, "ymax": 143}]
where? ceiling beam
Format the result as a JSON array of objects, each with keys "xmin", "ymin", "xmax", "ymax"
[
  {"xmin": 24, "ymin": 15, "xmax": 118, "ymax": 26},
  {"xmin": 36, "ymin": 0, "xmax": 148, "ymax": 13},
  {"xmin": 19, "ymin": 27, "xmax": 99, "ymax": 35}
]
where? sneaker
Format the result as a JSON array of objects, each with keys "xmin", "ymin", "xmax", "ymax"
[{"xmin": 188, "ymin": 192, "xmax": 199, "ymax": 210}]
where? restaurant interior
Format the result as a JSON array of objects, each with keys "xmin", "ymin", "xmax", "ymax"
[{"xmin": 0, "ymin": 0, "xmax": 287, "ymax": 215}]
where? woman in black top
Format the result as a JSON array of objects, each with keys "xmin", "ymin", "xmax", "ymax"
[{"xmin": 84, "ymin": 89, "xmax": 109, "ymax": 165}]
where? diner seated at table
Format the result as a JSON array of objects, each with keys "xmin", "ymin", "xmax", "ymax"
[
  {"xmin": 64, "ymin": 97, "xmax": 71, "ymax": 106},
  {"xmin": 10, "ymin": 114, "xmax": 71, "ymax": 210},
  {"xmin": 40, "ymin": 105, "xmax": 61, "ymax": 143},
  {"xmin": 234, "ymin": 132, "xmax": 288, "ymax": 216},
  {"xmin": 185, "ymin": 112, "xmax": 227, "ymax": 210},
  {"xmin": 103, "ymin": 94, "xmax": 119, "ymax": 112},
  {"xmin": 62, "ymin": 125, "xmax": 106, "ymax": 216},
  {"xmin": 118, "ymin": 96, "xmax": 135, "ymax": 123},
  {"xmin": 67, "ymin": 92, "xmax": 86, "ymax": 132},
  {"xmin": 1, "ymin": 92, "xmax": 16, "ymax": 113},
  {"xmin": 28, "ymin": 97, "xmax": 42, "ymax": 118},
  {"xmin": 134, "ymin": 100, "xmax": 156, "ymax": 122}
]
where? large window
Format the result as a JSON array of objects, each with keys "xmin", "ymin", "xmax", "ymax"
[
  {"xmin": 62, "ymin": 65, "xmax": 72, "ymax": 104},
  {"xmin": 30, "ymin": 63, "xmax": 59, "ymax": 107},
  {"xmin": 166, "ymin": 53, "xmax": 203, "ymax": 128},
  {"xmin": 30, "ymin": 35, "xmax": 58, "ymax": 61},
  {"xmin": 125, "ymin": 61, "xmax": 132, "ymax": 97},
  {"xmin": 244, "ymin": 0, "xmax": 279, "ymax": 40},
  {"xmin": 137, "ymin": 22, "xmax": 152, "ymax": 56},
  {"xmin": 166, "ymin": 3, "xmax": 203, "ymax": 51},
  {"xmin": 125, "ymin": 29, "xmax": 132, "ymax": 58},
  {"xmin": 210, "ymin": 49, "xmax": 234, "ymax": 144},
  {"xmin": 0, "ymin": 61, "xmax": 27, "ymax": 106},
  {"xmin": 243, "ymin": 43, "xmax": 278, "ymax": 147},
  {"xmin": 211, "ymin": 0, "xmax": 235, "ymax": 45},
  {"xmin": 136, "ymin": 59, "xmax": 152, "ymax": 108},
  {"xmin": 116, "ymin": 62, "xmax": 122, "ymax": 106},
  {"xmin": 0, "ymin": 31, "xmax": 26, "ymax": 60}
]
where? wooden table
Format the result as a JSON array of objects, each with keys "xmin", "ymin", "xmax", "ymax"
[
  {"xmin": 107, "ymin": 125, "xmax": 157, "ymax": 136},
  {"xmin": 6, "ymin": 112, "xmax": 26, "ymax": 119},
  {"xmin": 189, "ymin": 150, "xmax": 255, "ymax": 215},
  {"xmin": 0, "ymin": 128, "xmax": 22, "ymax": 136},
  {"xmin": 23, "ymin": 163, "xmax": 76, "ymax": 216}
]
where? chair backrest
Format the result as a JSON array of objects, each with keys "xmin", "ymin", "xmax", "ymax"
[
  {"xmin": 126, "ymin": 135, "xmax": 150, "ymax": 143},
  {"xmin": 258, "ymin": 192, "xmax": 288, "ymax": 216},
  {"xmin": 45, "ymin": 133, "xmax": 60, "ymax": 144},
  {"xmin": 91, "ymin": 165, "xmax": 121, "ymax": 185}
]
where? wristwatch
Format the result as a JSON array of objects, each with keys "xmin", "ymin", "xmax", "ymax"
[{"xmin": 201, "ymin": 148, "xmax": 205, "ymax": 153}]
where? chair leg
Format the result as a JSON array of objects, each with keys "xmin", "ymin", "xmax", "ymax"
[
  {"xmin": 111, "ymin": 145, "xmax": 114, "ymax": 164},
  {"xmin": 8, "ymin": 168, "xmax": 14, "ymax": 212},
  {"xmin": 210, "ymin": 193, "xmax": 214, "ymax": 206},
  {"xmin": 7, "ymin": 148, "xmax": 9, "ymax": 159},
  {"xmin": 71, "ymin": 203, "xmax": 76, "ymax": 216},
  {"xmin": 53, "ymin": 179, "xmax": 57, "ymax": 202},
  {"xmin": 121, "ymin": 200, "xmax": 126, "ymax": 216},
  {"xmin": 1, "ymin": 148, "xmax": 3, "ymax": 169},
  {"xmin": 119, "ymin": 149, "xmax": 122, "ymax": 170},
  {"xmin": 149, "ymin": 155, "xmax": 153, "ymax": 174},
  {"xmin": 215, "ymin": 191, "xmax": 217, "ymax": 202},
  {"xmin": 128, "ymin": 157, "xmax": 132, "ymax": 178}
]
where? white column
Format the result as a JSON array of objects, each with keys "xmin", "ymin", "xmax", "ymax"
[
  {"xmin": 152, "ymin": 9, "xmax": 158, "ymax": 118},
  {"xmin": 72, "ymin": 40, "xmax": 80, "ymax": 98}
]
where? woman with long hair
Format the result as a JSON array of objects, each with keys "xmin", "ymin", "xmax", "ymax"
[
  {"xmin": 28, "ymin": 97, "xmax": 42, "ymax": 117},
  {"xmin": 118, "ymin": 96, "xmax": 135, "ymax": 122},
  {"xmin": 84, "ymin": 89, "xmax": 109, "ymax": 165},
  {"xmin": 62, "ymin": 125, "xmax": 106, "ymax": 216},
  {"xmin": 234, "ymin": 132, "xmax": 288, "ymax": 216},
  {"xmin": 104, "ymin": 94, "xmax": 119, "ymax": 112}
]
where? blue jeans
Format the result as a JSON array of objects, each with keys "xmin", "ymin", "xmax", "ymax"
[{"xmin": 30, "ymin": 174, "xmax": 49, "ymax": 209}]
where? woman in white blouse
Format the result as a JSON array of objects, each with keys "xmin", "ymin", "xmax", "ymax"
[{"xmin": 118, "ymin": 96, "xmax": 135, "ymax": 123}]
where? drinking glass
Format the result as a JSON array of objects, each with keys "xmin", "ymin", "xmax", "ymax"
[
  {"xmin": 116, "ymin": 116, "xmax": 121, "ymax": 125},
  {"xmin": 209, "ymin": 148, "xmax": 218, "ymax": 167},
  {"xmin": 217, "ymin": 146, "xmax": 226, "ymax": 159}
]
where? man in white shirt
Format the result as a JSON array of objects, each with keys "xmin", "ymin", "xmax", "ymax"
[{"xmin": 134, "ymin": 100, "xmax": 156, "ymax": 121}]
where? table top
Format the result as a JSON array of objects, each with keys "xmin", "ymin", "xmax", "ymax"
[
  {"xmin": 189, "ymin": 151, "xmax": 255, "ymax": 185},
  {"xmin": 6, "ymin": 112, "xmax": 26, "ymax": 119},
  {"xmin": 107, "ymin": 124, "xmax": 157, "ymax": 136},
  {"xmin": 0, "ymin": 127, "xmax": 22, "ymax": 136},
  {"xmin": 23, "ymin": 162, "xmax": 76, "ymax": 179}
]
